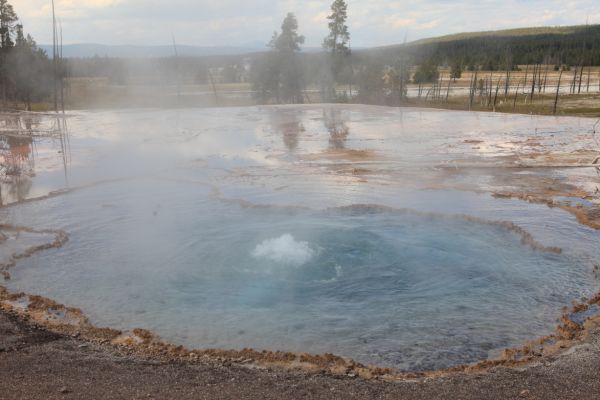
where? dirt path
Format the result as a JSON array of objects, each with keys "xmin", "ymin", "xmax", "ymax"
[{"xmin": 1, "ymin": 311, "xmax": 600, "ymax": 400}]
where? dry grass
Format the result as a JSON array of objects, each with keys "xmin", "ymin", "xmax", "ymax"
[{"xmin": 404, "ymin": 93, "xmax": 600, "ymax": 118}]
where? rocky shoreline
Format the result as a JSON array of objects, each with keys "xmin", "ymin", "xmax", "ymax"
[{"xmin": 1, "ymin": 306, "xmax": 600, "ymax": 399}]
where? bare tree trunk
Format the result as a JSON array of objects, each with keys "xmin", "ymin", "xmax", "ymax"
[
  {"xmin": 530, "ymin": 64, "xmax": 537, "ymax": 103},
  {"xmin": 513, "ymin": 79, "xmax": 521, "ymax": 109},
  {"xmin": 59, "ymin": 22, "xmax": 65, "ymax": 113},
  {"xmin": 467, "ymin": 75, "xmax": 473, "ymax": 110},
  {"xmin": 504, "ymin": 53, "xmax": 511, "ymax": 99},
  {"xmin": 571, "ymin": 66, "xmax": 578, "ymax": 94},
  {"xmin": 542, "ymin": 63, "xmax": 549, "ymax": 93},
  {"xmin": 493, "ymin": 78, "xmax": 501, "ymax": 110},
  {"xmin": 578, "ymin": 63, "xmax": 584, "ymax": 94},
  {"xmin": 207, "ymin": 69, "xmax": 219, "ymax": 105},
  {"xmin": 469, "ymin": 70, "xmax": 478, "ymax": 110},
  {"xmin": 487, "ymin": 76, "xmax": 493, "ymax": 107},
  {"xmin": 52, "ymin": 0, "xmax": 58, "ymax": 113},
  {"xmin": 586, "ymin": 66, "xmax": 591, "ymax": 93},
  {"xmin": 398, "ymin": 63, "xmax": 404, "ymax": 104},
  {"xmin": 553, "ymin": 69, "xmax": 563, "ymax": 115}
]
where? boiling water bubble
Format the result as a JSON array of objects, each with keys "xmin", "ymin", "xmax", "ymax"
[{"xmin": 251, "ymin": 234, "xmax": 314, "ymax": 266}]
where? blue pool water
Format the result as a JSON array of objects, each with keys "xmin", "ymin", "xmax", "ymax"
[{"xmin": 2, "ymin": 179, "xmax": 598, "ymax": 371}]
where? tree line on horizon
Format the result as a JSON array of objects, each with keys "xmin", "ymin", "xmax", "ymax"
[
  {"xmin": 391, "ymin": 25, "xmax": 600, "ymax": 71},
  {"xmin": 1, "ymin": 0, "xmax": 600, "ymax": 109}
]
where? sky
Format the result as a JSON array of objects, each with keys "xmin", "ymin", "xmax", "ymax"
[{"xmin": 11, "ymin": 0, "xmax": 600, "ymax": 48}]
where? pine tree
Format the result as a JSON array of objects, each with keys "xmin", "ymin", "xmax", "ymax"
[
  {"xmin": 323, "ymin": 0, "xmax": 350, "ymax": 56},
  {"xmin": 0, "ymin": 2, "xmax": 52, "ymax": 108},
  {"xmin": 0, "ymin": 0, "xmax": 17, "ymax": 49},
  {"xmin": 322, "ymin": 0, "xmax": 350, "ymax": 100},
  {"xmin": 270, "ymin": 13, "xmax": 305, "ymax": 53},
  {"xmin": 252, "ymin": 13, "xmax": 305, "ymax": 104}
]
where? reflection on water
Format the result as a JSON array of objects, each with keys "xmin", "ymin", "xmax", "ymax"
[
  {"xmin": 0, "ymin": 112, "xmax": 70, "ymax": 205},
  {"xmin": 324, "ymin": 108, "xmax": 349, "ymax": 150},
  {"xmin": 268, "ymin": 108, "xmax": 304, "ymax": 153}
]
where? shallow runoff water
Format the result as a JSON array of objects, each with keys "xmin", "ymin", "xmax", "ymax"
[{"xmin": 1, "ymin": 105, "xmax": 599, "ymax": 371}]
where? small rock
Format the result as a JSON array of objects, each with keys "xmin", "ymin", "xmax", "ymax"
[
  {"xmin": 520, "ymin": 389, "xmax": 530, "ymax": 397},
  {"xmin": 59, "ymin": 386, "xmax": 70, "ymax": 394}
]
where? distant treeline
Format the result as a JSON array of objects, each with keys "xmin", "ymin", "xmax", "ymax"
[
  {"xmin": 364, "ymin": 25, "xmax": 600, "ymax": 70},
  {"xmin": 65, "ymin": 56, "xmax": 214, "ymax": 85},
  {"xmin": 64, "ymin": 24, "xmax": 600, "ymax": 90}
]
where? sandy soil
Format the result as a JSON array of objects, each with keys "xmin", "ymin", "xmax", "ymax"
[{"xmin": 1, "ymin": 310, "xmax": 600, "ymax": 400}]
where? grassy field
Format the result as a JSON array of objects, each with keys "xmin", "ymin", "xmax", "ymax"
[
  {"xmin": 407, "ymin": 68, "xmax": 600, "ymax": 117},
  {"xmin": 0, "ymin": 101, "xmax": 53, "ymax": 112},
  {"xmin": 401, "ymin": 93, "xmax": 600, "ymax": 118}
]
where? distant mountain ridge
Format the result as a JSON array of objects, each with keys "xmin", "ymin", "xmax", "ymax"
[
  {"xmin": 39, "ymin": 43, "xmax": 327, "ymax": 58},
  {"xmin": 42, "ymin": 24, "xmax": 600, "ymax": 62},
  {"xmin": 39, "ymin": 43, "xmax": 268, "ymax": 58}
]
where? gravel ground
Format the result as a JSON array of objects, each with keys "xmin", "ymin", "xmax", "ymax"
[{"xmin": 1, "ymin": 311, "xmax": 600, "ymax": 399}]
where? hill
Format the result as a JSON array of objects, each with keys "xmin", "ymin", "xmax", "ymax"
[
  {"xmin": 408, "ymin": 25, "xmax": 592, "ymax": 45},
  {"xmin": 360, "ymin": 24, "xmax": 600, "ymax": 68}
]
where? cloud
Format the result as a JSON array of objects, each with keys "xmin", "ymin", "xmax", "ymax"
[
  {"xmin": 64, "ymin": 0, "xmax": 122, "ymax": 8},
  {"xmin": 312, "ymin": 11, "xmax": 329, "ymax": 24},
  {"xmin": 384, "ymin": 16, "xmax": 417, "ymax": 29}
]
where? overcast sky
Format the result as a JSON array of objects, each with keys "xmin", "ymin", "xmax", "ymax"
[{"xmin": 12, "ymin": 0, "xmax": 600, "ymax": 48}]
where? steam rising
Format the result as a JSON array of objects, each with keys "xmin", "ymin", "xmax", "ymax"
[{"xmin": 251, "ymin": 234, "xmax": 314, "ymax": 266}]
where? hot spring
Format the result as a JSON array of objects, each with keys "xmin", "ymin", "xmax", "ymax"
[{"xmin": 1, "ymin": 105, "xmax": 599, "ymax": 371}]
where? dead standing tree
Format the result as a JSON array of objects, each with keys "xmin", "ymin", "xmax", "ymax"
[
  {"xmin": 503, "ymin": 47, "xmax": 512, "ymax": 100},
  {"xmin": 530, "ymin": 64, "xmax": 537, "ymax": 104},
  {"xmin": 512, "ymin": 79, "xmax": 522, "ymax": 109},
  {"xmin": 492, "ymin": 77, "xmax": 501, "ymax": 110},
  {"xmin": 571, "ymin": 65, "xmax": 579, "ymax": 94},
  {"xmin": 542, "ymin": 56, "xmax": 550, "ymax": 93},
  {"xmin": 553, "ymin": 68, "xmax": 563, "ymax": 115},
  {"xmin": 51, "ymin": 0, "xmax": 57, "ymax": 112},
  {"xmin": 468, "ymin": 69, "xmax": 478, "ymax": 110}
]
